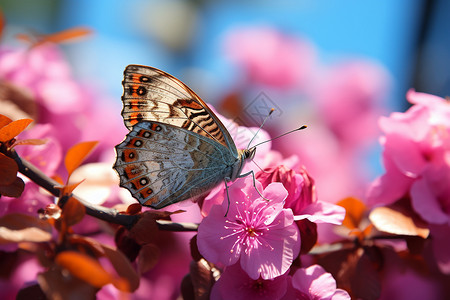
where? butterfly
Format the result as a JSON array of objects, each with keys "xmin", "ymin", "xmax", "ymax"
[{"xmin": 113, "ymin": 65, "xmax": 257, "ymax": 209}]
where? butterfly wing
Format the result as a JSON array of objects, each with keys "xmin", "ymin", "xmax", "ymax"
[
  {"xmin": 114, "ymin": 121, "xmax": 237, "ymax": 208},
  {"xmin": 121, "ymin": 64, "xmax": 238, "ymax": 155}
]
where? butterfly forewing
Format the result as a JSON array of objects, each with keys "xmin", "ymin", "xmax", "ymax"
[{"xmin": 121, "ymin": 65, "xmax": 237, "ymax": 154}]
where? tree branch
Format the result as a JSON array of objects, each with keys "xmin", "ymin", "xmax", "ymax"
[{"xmin": 9, "ymin": 150, "xmax": 198, "ymax": 232}]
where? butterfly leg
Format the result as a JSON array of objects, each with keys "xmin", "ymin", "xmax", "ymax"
[
  {"xmin": 238, "ymin": 170, "xmax": 269, "ymax": 201},
  {"xmin": 223, "ymin": 177, "xmax": 232, "ymax": 217}
]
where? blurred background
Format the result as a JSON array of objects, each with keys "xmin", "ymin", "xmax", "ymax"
[{"xmin": 1, "ymin": 0, "xmax": 449, "ymax": 201}]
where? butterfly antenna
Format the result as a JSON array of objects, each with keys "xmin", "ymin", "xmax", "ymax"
[
  {"xmin": 251, "ymin": 159, "xmax": 269, "ymax": 173},
  {"xmin": 252, "ymin": 125, "xmax": 307, "ymax": 148},
  {"xmin": 247, "ymin": 108, "xmax": 275, "ymax": 149}
]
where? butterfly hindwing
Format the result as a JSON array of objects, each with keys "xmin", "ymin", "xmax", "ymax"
[
  {"xmin": 121, "ymin": 65, "xmax": 237, "ymax": 155},
  {"xmin": 114, "ymin": 121, "xmax": 237, "ymax": 208}
]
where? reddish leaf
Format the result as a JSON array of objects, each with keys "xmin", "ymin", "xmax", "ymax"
[
  {"xmin": 60, "ymin": 196, "xmax": 86, "ymax": 227},
  {"xmin": 65, "ymin": 141, "xmax": 98, "ymax": 178},
  {"xmin": 190, "ymin": 235, "xmax": 202, "ymax": 262},
  {"xmin": 40, "ymin": 27, "xmax": 92, "ymax": 44},
  {"xmin": 68, "ymin": 235, "xmax": 105, "ymax": 258},
  {"xmin": 52, "ymin": 175, "xmax": 65, "ymax": 185},
  {"xmin": 126, "ymin": 203, "xmax": 142, "ymax": 215},
  {"xmin": 55, "ymin": 251, "xmax": 114, "ymax": 288},
  {"xmin": 16, "ymin": 283, "xmax": 46, "ymax": 300},
  {"xmin": 101, "ymin": 244, "xmax": 140, "ymax": 292},
  {"xmin": 297, "ymin": 219, "xmax": 318, "ymax": 254},
  {"xmin": 0, "ymin": 176, "xmax": 25, "ymax": 197},
  {"xmin": 351, "ymin": 248, "xmax": 382, "ymax": 300},
  {"xmin": 188, "ymin": 259, "xmax": 215, "ymax": 300},
  {"xmin": 338, "ymin": 197, "xmax": 366, "ymax": 230},
  {"xmin": 12, "ymin": 138, "xmax": 48, "ymax": 147},
  {"xmin": 115, "ymin": 226, "xmax": 141, "ymax": 262},
  {"xmin": 0, "ymin": 153, "xmax": 18, "ymax": 185},
  {"xmin": 59, "ymin": 180, "xmax": 85, "ymax": 197},
  {"xmin": 38, "ymin": 266, "xmax": 97, "ymax": 299},
  {"xmin": 0, "ymin": 118, "xmax": 33, "ymax": 142},
  {"xmin": 369, "ymin": 207, "xmax": 429, "ymax": 238},
  {"xmin": 0, "ymin": 213, "xmax": 52, "ymax": 243},
  {"xmin": 0, "ymin": 10, "xmax": 4, "ymax": 38},
  {"xmin": 0, "ymin": 114, "xmax": 12, "ymax": 129},
  {"xmin": 138, "ymin": 244, "xmax": 160, "ymax": 274},
  {"xmin": 129, "ymin": 212, "xmax": 160, "ymax": 245}
]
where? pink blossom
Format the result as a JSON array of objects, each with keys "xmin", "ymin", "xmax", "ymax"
[
  {"xmin": 224, "ymin": 26, "xmax": 316, "ymax": 89},
  {"xmin": 211, "ymin": 263, "xmax": 288, "ymax": 300},
  {"xmin": 0, "ymin": 44, "xmax": 84, "ymax": 114},
  {"xmin": 367, "ymin": 90, "xmax": 450, "ymax": 274},
  {"xmin": 311, "ymin": 60, "xmax": 389, "ymax": 148},
  {"xmin": 283, "ymin": 265, "xmax": 350, "ymax": 300},
  {"xmin": 256, "ymin": 165, "xmax": 346, "ymax": 225},
  {"xmin": 197, "ymin": 178, "xmax": 300, "ymax": 280},
  {"xmin": 367, "ymin": 90, "xmax": 450, "ymax": 227},
  {"xmin": 16, "ymin": 124, "xmax": 62, "ymax": 176}
]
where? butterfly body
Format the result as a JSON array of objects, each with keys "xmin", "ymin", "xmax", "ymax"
[{"xmin": 114, "ymin": 65, "xmax": 255, "ymax": 209}]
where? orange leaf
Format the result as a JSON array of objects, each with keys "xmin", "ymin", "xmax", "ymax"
[
  {"xmin": 0, "ymin": 114, "xmax": 12, "ymax": 129},
  {"xmin": 369, "ymin": 207, "xmax": 430, "ymax": 238},
  {"xmin": 0, "ymin": 10, "xmax": 4, "ymax": 38},
  {"xmin": 52, "ymin": 175, "xmax": 64, "ymax": 185},
  {"xmin": 15, "ymin": 33, "xmax": 35, "ymax": 43},
  {"xmin": 12, "ymin": 138, "xmax": 48, "ymax": 147},
  {"xmin": 0, "ymin": 153, "xmax": 18, "ymax": 185},
  {"xmin": 41, "ymin": 27, "xmax": 92, "ymax": 44},
  {"xmin": 60, "ymin": 196, "xmax": 86, "ymax": 227},
  {"xmin": 55, "ymin": 251, "xmax": 114, "ymax": 288},
  {"xmin": 64, "ymin": 141, "xmax": 98, "ymax": 178},
  {"xmin": 0, "ymin": 176, "xmax": 25, "ymax": 197},
  {"xmin": 59, "ymin": 180, "xmax": 85, "ymax": 196},
  {"xmin": 101, "ymin": 244, "xmax": 140, "ymax": 292},
  {"xmin": 338, "ymin": 197, "xmax": 367, "ymax": 230},
  {"xmin": 0, "ymin": 213, "xmax": 52, "ymax": 244},
  {"xmin": 0, "ymin": 118, "xmax": 33, "ymax": 142}
]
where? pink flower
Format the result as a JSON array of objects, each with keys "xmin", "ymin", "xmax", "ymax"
[
  {"xmin": 16, "ymin": 124, "xmax": 62, "ymax": 176},
  {"xmin": 211, "ymin": 263, "xmax": 288, "ymax": 300},
  {"xmin": 367, "ymin": 90, "xmax": 450, "ymax": 274},
  {"xmin": 367, "ymin": 90, "xmax": 450, "ymax": 226},
  {"xmin": 257, "ymin": 165, "xmax": 346, "ymax": 225},
  {"xmin": 224, "ymin": 26, "xmax": 316, "ymax": 89},
  {"xmin": 197, "ymin": 178, "xmax": 300, "ymax": 280},
  {"xmin": 283, "ymin": 265, "xmax": 350, "ymax": 300},
  {"xmin": 311, "ymin": 60, "xmax": 389, "ymax": 148}
]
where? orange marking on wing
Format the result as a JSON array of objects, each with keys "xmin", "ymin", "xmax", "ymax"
[
  {"xmin": 139, "ymin": 187, "xmax": 153, "ymax": 199},
  {"xmin": 129, "ymin": 100, "xmax": 141, "ymax": 111},
  {"xmin": 137, "ymin": 129, "xmax": 149, "ymax": 137},
  {"xmin": 129, "ymin": 74, "xmax": 141, "ymax": 83},
  {"xmin": 128, "ymin": 112, "xmax": 142, "ymax": 125},
  {"xmin": 150, "ymin": 123, "xmax": 160, "ymax": 131},
  {"xmin": 124, "ymin": 165, "xmax": 142, "ymax": 180},
  {"xmin": 125, "ymin": 137, "xmax": 139, "ymax": 146},
  {"xmin": 175, "ymin": 99, "xmax": 203, "ymax": 110},
  {"xmin": 130, "ymin": 84, "xmax": 141, "ymax": 97},
  {"xmin": 122, "ymin": 149, "xmax": 137, "ymax": 162}
]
